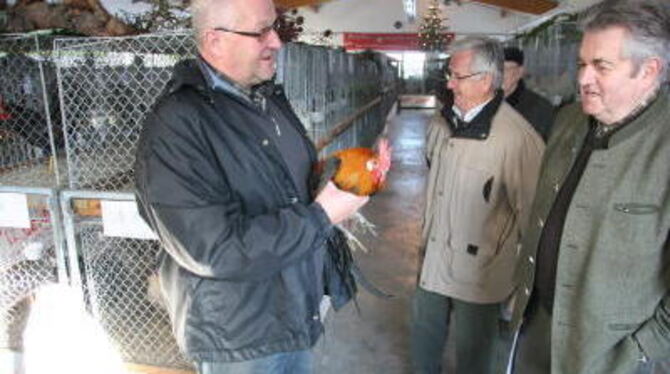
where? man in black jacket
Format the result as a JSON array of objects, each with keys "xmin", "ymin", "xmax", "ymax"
[
  {"xmin": 502, "ymin": 47, "xmax": 556, "ymax": 142},
  {"xmin": 133, "ymin": 0, "xmax": 368, "ymax": 372}
]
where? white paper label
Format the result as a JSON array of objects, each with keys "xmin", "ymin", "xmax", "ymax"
[
  {"xmin": 101, "ymin": 200, "xmax": 157, "ymax": 240},
  {"xmin": 0, "ymin": 193, "xmax": 31, "ymax": 228}
]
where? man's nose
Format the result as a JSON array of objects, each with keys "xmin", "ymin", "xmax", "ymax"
[
  {"xmin": 266, "ymin": 29, "xmax": 282, "ymax": 50},
  {"xmin": 578, "ymin": 65, "xmax": 595, "ymax": 87},
  {"xmin": 447, "ymin": 78, "xmax": 457, "ymax": 90}
]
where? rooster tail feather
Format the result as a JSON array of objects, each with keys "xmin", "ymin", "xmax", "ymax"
[
  {"xmin": 351, "ymin": 262, "xmax": 394, "ymax": 299},
  {"xmin": 325, "ymin": 228, "xmax": 358, "ymax": 308}
]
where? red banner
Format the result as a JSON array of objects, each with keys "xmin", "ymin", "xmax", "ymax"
[{"xmin": 343, "ymin": 32, "xmax": 455, "ymax": 52}]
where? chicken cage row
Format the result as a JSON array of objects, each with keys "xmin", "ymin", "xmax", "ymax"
[
  {"xmin": 54, "ymin": 31, "xmax": 398, "ymax": 191},
  {"xmin": 0, "ymin": 33, "xmax": 67, "ymax": 373},
  {"xmin": 1, "ymin": 31, "xmax": 398, "ymax": 371},
  {"xmin": 507, "ymin": 21, "xmax": 580, "ymax": 106},
  {"xmin": 0, "ymin": 33, "xmax": 63, "ymax": 188}
]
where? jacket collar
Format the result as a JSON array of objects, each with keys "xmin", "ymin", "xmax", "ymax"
[
  {"xmin": 441, "ymin": 89, "xmax": 505, "ymax": 140},
  {"xmin": 505, "ymin": 79, "xmax": 525, "ymax": 107},
  {"xmin": 197, "ymin": 56, "xmax": 253, "ymax": 103},
  {"xmin": 596, "ymin": 83, "xmax": 668, "ymax": 148},
  {"xmin": 164, "ymin": 58, "xmax": 278, "ymax": 109}
]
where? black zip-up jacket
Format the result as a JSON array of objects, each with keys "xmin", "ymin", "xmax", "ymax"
[{"xmin": 134, "ymin": 59, "xmax": 353, "ymax": 362}]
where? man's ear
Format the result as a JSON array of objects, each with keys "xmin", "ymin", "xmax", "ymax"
[
  {"xmin": 640, "ymin": 57, "xmax": 662, "ymax": 83},
  {"xmin": 202, "ymin": 29, "xmax": 225, "ymax": 59}
]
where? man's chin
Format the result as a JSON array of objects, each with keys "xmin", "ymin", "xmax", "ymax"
[{"xmin": 580, "ymin": 101, "xmax": 600, "ymax": 117}]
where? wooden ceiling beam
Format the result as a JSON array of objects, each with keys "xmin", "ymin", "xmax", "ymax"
[{"xmin": 471, "ymin": 0, "xmax": 558, "ymax": 15}]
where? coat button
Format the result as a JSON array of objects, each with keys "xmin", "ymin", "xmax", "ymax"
[
  {"xmin": 524, "ymin": 288, "xmax": 530, "ymax": 296},
  {"xmin": 262, "ymin": 139, "xmax": 269, "ymax": 146},
  {"xmin": 289, "ymin": 197, "xmax": 298, "ymax": 204},
  {"xmin": 553, "ymin": 183, "xmax": 560, "ymax": 192},
  {"xmin": 538, "ymin": 218, "xmax": 544, "ymax": 228},
  {"xmin": 528, "ymin": 256, "xmax": 535, "ymax": 264},
  {"xmin": 430, "ymin": 236, "xmax": 436, "ymax": 242}
]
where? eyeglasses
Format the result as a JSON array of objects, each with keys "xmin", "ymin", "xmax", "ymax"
[
  {"xmin": 445, "ymin": 71, "xmax": 484, "ymax": 82},
  {"xmin": 213, "ymin": 19, "xmax": 280, "ymax": 40}
]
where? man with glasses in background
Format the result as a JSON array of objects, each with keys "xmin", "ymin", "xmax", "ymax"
[
  {"xmin": 411, "ymin": 36, "xmax": 544, "ymax": 374},
  {"xmin": 134, "ymin": 0, "xmax": 368, "ymax": 373}
]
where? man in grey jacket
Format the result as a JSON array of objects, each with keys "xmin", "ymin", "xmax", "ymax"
[
  {"xmin": 411, "ymin": 36, "xmax": 544, "ymax": 374},
  {"xmin": 511, "ymin": 0, "xmax": 670, "ymax": 373},
  {"xmin": 134, "ymin": 0, "xmax": 368, "ymax": 373}
]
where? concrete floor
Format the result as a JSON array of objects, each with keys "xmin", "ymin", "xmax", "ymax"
[{"xmin": 313, "ymin": 107, "xmax": 432, "ymax": 374}]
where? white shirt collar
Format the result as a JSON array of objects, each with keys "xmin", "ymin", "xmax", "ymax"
[{"xmin": 452, "ymin": 98, "xmax": 492, "ymax": 123}]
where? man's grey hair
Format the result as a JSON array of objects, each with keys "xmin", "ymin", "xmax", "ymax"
[
  {"xmin": 190, "ymin": 0, "xmax": 237, "ymax": 46},
  {"xmin": 580, "ymin": 0, "xmax": 670, "ymax": 84},
  {"xmin": 448, "ymin": 36, "xmax": 504, "ymax": 91}
]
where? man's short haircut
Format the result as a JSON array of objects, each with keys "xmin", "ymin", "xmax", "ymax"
[
  {"xmin": 191, "ymin": 0, "xmax": 237, "ymax": 46},
  {"xmin": 448, "ymin": 36, "xmax": 504, "ymax": 91},
  {"xmin": 504, "ymin": 47, "xmax": 524, "ymax": 66},
  {"xmin": 580, "ymin": 0, "xmax": 670, "ymax": 84}
]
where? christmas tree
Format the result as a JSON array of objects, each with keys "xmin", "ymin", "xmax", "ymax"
[{"xmin": 418, "ymin": 0, "xmax": 448, "ymax": 51}]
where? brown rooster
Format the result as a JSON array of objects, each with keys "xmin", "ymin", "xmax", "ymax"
[
  {"xmin": 317, "ymin": 138, "xmax": 392, "ymax": 197},
  {"xmin": 316, "ymin": 139, "xmax": 394, "ymax": 299}
]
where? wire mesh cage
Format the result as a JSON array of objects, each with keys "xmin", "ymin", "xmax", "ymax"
[
  {"xmin": 55, "ymin": 32, "xmax": 397, "ymax": 191},
  {"xmin": 55, "ymin": 32, "xmax": 196, "ymax": 191},
  {"xmin": 510, "ymin": 21, "xmax": 581, "ymax": 106},
  {"xmin": 77, "ymin": 227, "xmax": 189, "ymax": 369},
  {"xmin": 0, "ymin": 192, "xmax": 61, "ymax": 353},
  {"xmin": 0, "ymin": 34, "xmax": 63, "ymax": 188},
  {"xmin": 279, "ymin": 43, "xmax": 397, "ymax": 155},
  {"xmin": 62, "ymin": 193, "xmax": 191, "ymax": 369}
]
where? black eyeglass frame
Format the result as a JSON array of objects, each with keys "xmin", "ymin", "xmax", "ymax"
[{"xmin": 213, "ymin": 19, "xmax": 280, "ymax": 39}]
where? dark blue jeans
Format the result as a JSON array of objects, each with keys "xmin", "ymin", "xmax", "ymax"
[
  {"xmin": 410, "ymin": 286, "xmax": 511, "ymax": 374},
  {"xmin": 197, "ymin": 350, "xmax": 312, "ymax": 374}
]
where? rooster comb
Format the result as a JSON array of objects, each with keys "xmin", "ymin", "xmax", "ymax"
[{"xmin": 377, "ymin": 138, "xmax": 392, "ymax": 173}]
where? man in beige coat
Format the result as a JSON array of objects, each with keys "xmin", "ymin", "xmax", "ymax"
[
  {"xmin": 511, "ymin": 0, "xmax": 670, "ymax": 373},
  {"xmin": 410, "ymin": 36, "xmax": 544, "ymax": 374}
]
